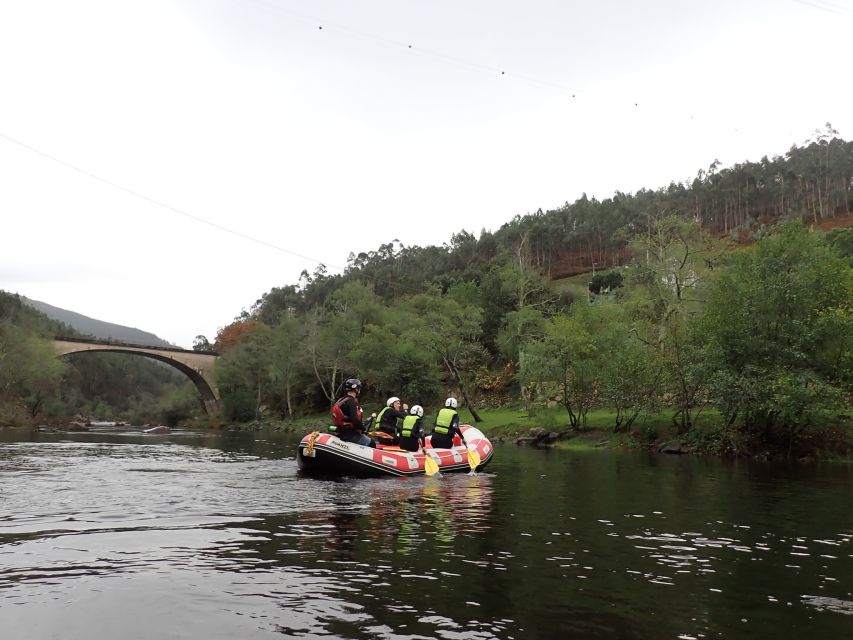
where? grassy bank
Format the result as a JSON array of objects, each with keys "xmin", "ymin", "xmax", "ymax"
[
  {"xmin": 187, "ymin": 403, "xmax": 851, "ymax": 461},
  {"xmin": 456, "ymin": 405, "xmax": 719, "ymax": 445},
  {"xmin": 457, "ymin": 405, "xmax": 852, "ymax": 460}
]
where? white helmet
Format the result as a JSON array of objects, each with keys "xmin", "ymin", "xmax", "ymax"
[
  {"xmin": 386, "ymin": 396, "xmax": 401, "ymax": 407},
  {"xmin": 410, "ymin": 405, "xmax": 424, "ymax": 417},
  {"xmin": 445, "ymin": 397, "xmax": 458, "ymax": 409}
]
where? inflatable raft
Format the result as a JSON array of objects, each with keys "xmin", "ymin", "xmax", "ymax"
[{"xmin": 297, "ymin": 424, "xmax": 494, "ymax": 477}]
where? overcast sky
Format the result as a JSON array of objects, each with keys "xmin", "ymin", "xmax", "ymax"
[{"xmin": 2, "ymin": 0, "xmax": 851, "ymax": 348}]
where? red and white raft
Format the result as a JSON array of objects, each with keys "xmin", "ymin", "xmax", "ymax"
[{"xmin": 296, "ymin": 424, "xmax": 493, "ymax": 477}]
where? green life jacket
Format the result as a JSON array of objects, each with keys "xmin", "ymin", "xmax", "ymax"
[
  {"xmin": 376, "ymin": 406, "xmax": 390, "ymax": 427},
  {"xmin": 377, "ymin": 405, "xmax": 404, "ymax": 432},
  {"xmin": 434, "ymin": 408, "xmax": 457, "ymax": 434},
  {"xmin": 401, "ymin": 414, "xmax": 420, "ymax": 438}
]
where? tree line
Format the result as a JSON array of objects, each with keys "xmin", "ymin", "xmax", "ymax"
[
  {"xmin": 210, "ymin": 213, "xmax": 850, "ymax": 456},
  {"xmin": 205, "ymin": 127, "xmax": 852, "ymax": 455},
  {"xmin": 3, "ymin": 130, "xmax": 851, "ymax": 456}
]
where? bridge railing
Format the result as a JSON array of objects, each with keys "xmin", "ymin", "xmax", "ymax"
[{"xmin": 54, "ymin": 335, "xmax": 219, "ymax": 356}]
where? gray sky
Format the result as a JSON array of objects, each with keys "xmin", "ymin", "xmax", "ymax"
[{"xmin": 2, "ymin": 0, "xmax": 851, "ymax": 348}]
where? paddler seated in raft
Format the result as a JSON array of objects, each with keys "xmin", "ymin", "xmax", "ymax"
[
  {"xmin": 398, "ymin": 405, "xmax": 426, "ymax": 452},
  {"xmin": 430, "ymin": 397, "xmax": 462, "ymax": 449},
  {"xmin": 375, "ymin": 396, "xmax": 408, "ymax": 444},
  {"xmin": 330, "ymin": 378, "xmax": 375, "ymax": 447}
]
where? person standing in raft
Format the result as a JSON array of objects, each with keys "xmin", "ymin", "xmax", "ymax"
[
  {"xmin": 331, "ymin": 378, "xmax": 374, "ymax": 447},
  {"xmin": 398, "ymin": 405, "xmax": 426, "ymax": 452},
  {"xmin": 375, "ymin": 396, "xmax": 408, "ymax": 444},
  {"xmin": 430, "ymin": 397, "xmax": 462, "ymax": 449}
]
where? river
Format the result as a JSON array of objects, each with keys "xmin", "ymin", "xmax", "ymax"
[{"xmin": 0, "ymin": 426, "xmax": 850, "ymax": 639}]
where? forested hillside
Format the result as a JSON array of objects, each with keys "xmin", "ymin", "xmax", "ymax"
[
  {"xmin": 22, "ymin": 297, "xmax": 172, "ymax": 347},
  {"xmin": 0, "ymin": 291, "xmax": 198, "ymax": 425},
  {"xmin": 3, "ymin": 130, "xmax": 851, "ymax": 457},
  {"xmin": 210, "ymin": 130, "xmax": 852, "ymax": 457}
]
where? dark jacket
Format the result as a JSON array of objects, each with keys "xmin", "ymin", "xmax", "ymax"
[
  {"xmin": 377, "ymin": 406, "xmax": 408, "ymax": 434},
  {"xmin": 338, "ymin": 395, "xmax": 364, "ymax": 431}
]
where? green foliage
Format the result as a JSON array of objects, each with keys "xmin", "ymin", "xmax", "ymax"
[
  {"xmin": 158, "ymin": 383, "xmax": 204, "ymax": 427},
  {"xmin": 351, "ymin": 323, "xmax": 443, "ymax": 403},
  {"xmin": 624, "ymin": 217, "xmax": 724, "ymax": 433},
  {"xmin": 62, "ymin": 352, "xmax": 187, "ymax": 417},
  {"xmin": 215, "ymin": 324, "xmax": 275, "ymax": 421},
  {"xmin": 0, "ymin": 319, "xmax": 67, "ymax": 420},
  {"xmin": 192, "ymin": 335, "xmax": 214, "ymax": 352},
  {"xmin": 402, "ymin": 292, "xmax": 487, "ymax": 420},
  {"xmin": 518, "ymin": 312, "xmax": 597, "ymax": 429},
  {"xmin": 478, "ymin": 265, "xmax": 519, "ymax": 354},
  {"xmin": 36, "ymin": 132, "xmax": 836, "ymax": 454},
  {"xmin": 0, "ymin": 291, "xmax": 75, "ymax": 337},
  {"xmin": 588, "ymin": 270, "xmax": 624, "ymax": 294},
  {"xmin": 221, "ymin": 389, "xmax": 257, "ymax": 423},
  {"xmin": 699, "ymin": 222, "xmax": 853, "ymax": 450},
  {"xmin": 265, "ymin": 315, "xmax": 308, "ymax": 419},
  {"xmin": 497, "ymin": 306, "xmax": 546, "ymax": 363},
  {"xmin": 591, "ymin": 303, "xmax": 663, "ymax": 431},
  {"xmin": 825, "ymin": 228, "xmax": 853, "ymax": 266},
  {"xmin": 0, "ymin": 290, "xmax": 204, "ymax": 425}
]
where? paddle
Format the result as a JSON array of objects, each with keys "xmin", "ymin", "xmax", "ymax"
[
  {"xmin": 367, "ymin": 430, "xmax": 395, "ymax": 441},
  {"xmin": 421, "ymin": 440, "xmax": 439, "ymax": 476},
  {"xmin": 459, "ymin": 429, "xmax": 481, "ymax": 471}
]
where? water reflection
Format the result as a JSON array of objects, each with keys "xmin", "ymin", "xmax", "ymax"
[
  {"xmin": 281, "ymin": 474, "xmax": 495, "ymax": 562},
  {"xmin": 190, "ymin": 474, "xmax": 502, "ymax": 638},
  {"xmin": 1, "ymin": 430, "xmax": 852, "ymax": 640}
]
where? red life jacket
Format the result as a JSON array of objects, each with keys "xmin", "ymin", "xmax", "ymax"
[{"xmin": 331, "ymin": 396, "xmax": 362, "ymax": 430}]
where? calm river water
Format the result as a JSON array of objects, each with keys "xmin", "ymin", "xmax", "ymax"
[{"xmin": 0, "ymin": 426, "xmax": 850, "ymax": 639}]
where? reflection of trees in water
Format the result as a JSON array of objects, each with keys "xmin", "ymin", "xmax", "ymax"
[
  {"xmin": 239, "ymin": 476, "xmax": 496, "ymax": 566},
  {"xmin": 189, "ymin": 475, "xmax": 497, "ymax": 638},
  {"xmin": 368, "ymin": 475, "xmax": 496, "ymax": 556},
  {"xmin": 275, "ymin": 475, "xmax": 496, "ymax": 564}
]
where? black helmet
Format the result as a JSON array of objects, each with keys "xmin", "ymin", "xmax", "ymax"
[{"xmin": 344, "ymin": 378, "xmax": 362, "ymax": 391}]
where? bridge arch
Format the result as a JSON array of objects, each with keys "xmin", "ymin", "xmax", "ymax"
[{"xmin": 52, "ymin": 337, "xmax": 220, "ymax": 415}]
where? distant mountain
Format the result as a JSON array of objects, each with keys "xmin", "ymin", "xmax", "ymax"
[{"xmin": 22, "ymin": 297, "xmax": 173, "ymax": 348}]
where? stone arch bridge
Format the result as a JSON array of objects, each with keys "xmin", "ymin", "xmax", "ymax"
[{"xmin": 53, "ymin": 337, "xmax": 220, "ymax": 414}]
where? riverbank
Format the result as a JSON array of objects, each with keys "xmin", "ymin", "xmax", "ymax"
[{"xmin": 185, "ymin": 404, "xmax": 852, "ymax": 462}]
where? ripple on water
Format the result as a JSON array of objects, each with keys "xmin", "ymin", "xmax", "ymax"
[
  {"xmin": 801, "ymin": 595, "xmax": 853, "ymax": 616},
  {"xmin": 2, "ymin": 436, "xmax": 853, "ymax": 640}
]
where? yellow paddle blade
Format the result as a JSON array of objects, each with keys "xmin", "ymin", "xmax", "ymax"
[
  {"xmin": 467, "ymin": 448, "xmax": 481, "ymax": 470},
  {"xmin": 423, "ymin": 452, "xmax": 439, "ymax": 476}
]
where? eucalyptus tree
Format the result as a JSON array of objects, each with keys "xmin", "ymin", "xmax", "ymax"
[
  {"xmin": 518, "ymin": 313, "xmax": 596, "ymax": 429},
  {"xmin": 192, "ymin": 335, "xmax": 213, "ymax": 352},
  {"xmin": 251, "ymin": 284, "xmax": 305, "ymax": 325},
  {"xmin": 591, "ymin": 303, "xmax": 663, "ymax": 432},
  {"xmin": 402, "ymin": 291, "xmax": 486, "ymax": 422},
  {"xmin": 215, "ymin": 323, "xmax": 275, "ymax": 421},
  {"xmin": 350, "ymin": 320, "xmax": 443, "ymax": 405},
  {"xmin": 491, "ymin": 238, "xmax": 558, "ymax": 366},
  {"xmin": 303, "ymin": 310, "xmax": 359, "ymax": 405},
  {"xmin": 303, "ymin": 281, "xmax": 383, "ymax": 404},
  {"xmin": 267, "ymin": 315, "xmax": 308, "ymax": 419},
  {"xmin": 625, "ymin": 216, "xmax": 725, "ymax": 433}
]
